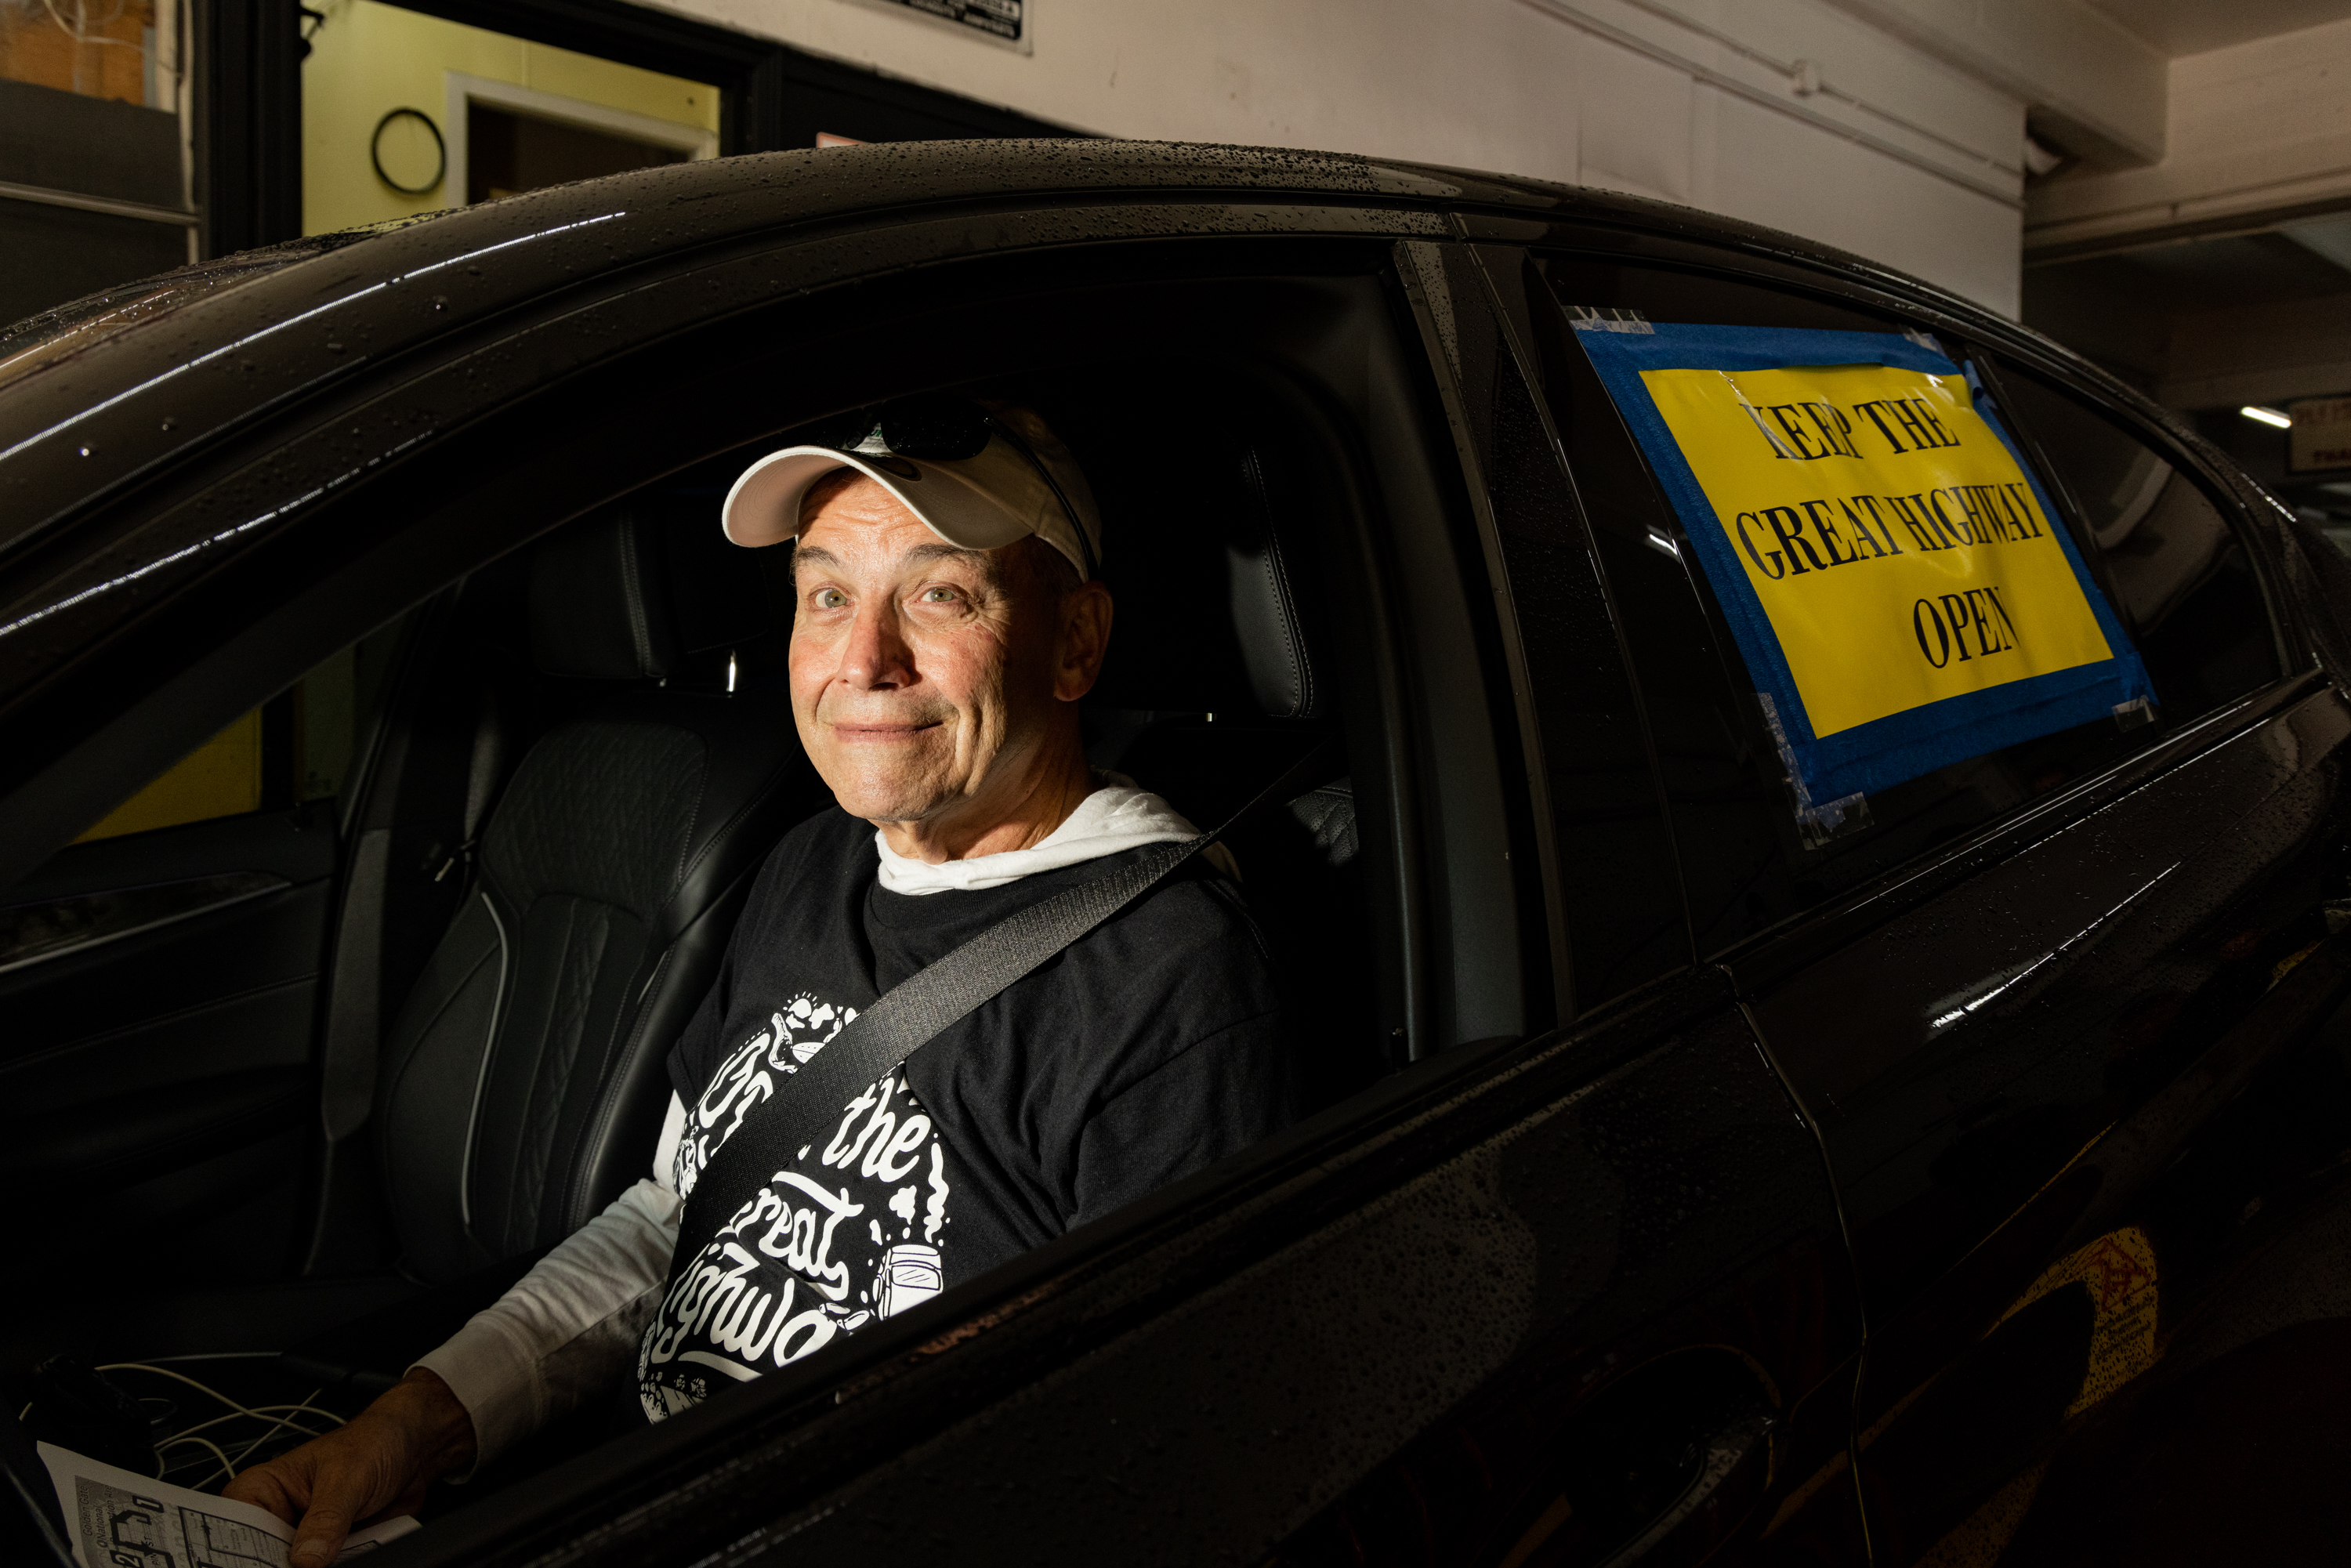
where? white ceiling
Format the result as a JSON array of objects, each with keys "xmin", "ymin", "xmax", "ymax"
[{"xmin": 2085, "ymin": 0, "xmax": 2351, "ymax": 56}]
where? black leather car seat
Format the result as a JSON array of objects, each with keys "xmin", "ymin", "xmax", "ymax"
[
  {"xmin": 375, "ymin": 508, "xmax": 819, "ymax": 1284},
  {"xmin": 0, "ymin": 504, "xmax": 820, "ymax": 1376}
]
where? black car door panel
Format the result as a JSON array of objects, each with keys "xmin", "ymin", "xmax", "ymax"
[
  {"xmin": 1323, "ymin": 238, "xmax": 1867, "ymax": 1563},
  {"xmin": 1764, "ymin": 680, "xmax": 2351, "ymax": 1561},
  {"xmin": 1260, "ymin": 993, "xmax": 1860, "ymax": 1568},
  {"xmin": 0, "ymin": 800, "xmax": 339, "ymax": 1293},
  {"xmin": 1096, "ymin": 990, "xmax": 1849, "ymax": 1568},
  {"xmin": 382, "ymin": 972, "xmax": 1854, "ymax": 1568},
  {"xmin": 1436, "ymin": 219, "xmax": 2351, "ymax": 1563},
  {"xmin": 1748, "ymin": 680, "xmax": 2351, "ymax": 1311}
]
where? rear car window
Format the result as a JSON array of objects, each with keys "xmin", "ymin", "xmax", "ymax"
[
  {"xmin": 1518, "ymin": 254, "xmax": 2278, "ymax": 957},
  {"xmin": 1984, "ymin": 365, "xmax": 2281, "ymax": 723}
]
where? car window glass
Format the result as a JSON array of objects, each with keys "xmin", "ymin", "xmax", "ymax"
[
  {"xmin": 74, "ymin": 628, "xmax": 401, "ymax": 843},
  {"xmin": 1984, "ymin": 366, "xmax": 2283, "ymax": 720},
  {"xmin": 1521, "ymin": 253, "xmax": 2177, "ymax": 955}
]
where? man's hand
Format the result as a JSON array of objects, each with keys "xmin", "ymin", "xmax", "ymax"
[{"xmin": 223, "ymin": 1368, "xmax": 477, "ymax": 1566}]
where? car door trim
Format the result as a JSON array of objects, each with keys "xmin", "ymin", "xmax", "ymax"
[
  {"xmin": 457, "ymin": 887, "xmax": 513, "ymax": 1243},
  {"xmin": 1720, "ymin": 668, "xmax": 2335, "ymax": 994},
  {"xmin": 0, "ymin": 868, "xmax": 291, "ymax": 974}
]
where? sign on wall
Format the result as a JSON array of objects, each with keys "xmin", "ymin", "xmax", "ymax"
[
  {"xmin": 844, "ymin": 0, "xmax": 1025, "ymax": 50},
  {"xmin": 1574, "ymin": 319, "xmax": 2153, "ymax": 819},
  {"xmin": 2288, "ymin": 395, "xmax": 2351, "ymax": 472}
]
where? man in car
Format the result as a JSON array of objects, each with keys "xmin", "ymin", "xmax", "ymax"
[{"xmin": 225, "ymin": 398, "xmax": 1299, "ymax": 1565}]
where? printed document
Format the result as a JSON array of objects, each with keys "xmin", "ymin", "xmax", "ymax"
[{"xmin": 38, "ymin": 1441, "xmax": 419, "ymax": 1567}]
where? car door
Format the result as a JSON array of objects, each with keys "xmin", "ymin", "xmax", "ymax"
[
  {"xmin": 1469, "ymin": 223, "xmax": 2351, "ymax": 1564},
  {"xmin": 0, "ymin": 159, "xmax": 1865, "ymax": 1568},
  {"xmin": 1244, "ymin": 241, "xmax": 1869, "ymax": 1567}
]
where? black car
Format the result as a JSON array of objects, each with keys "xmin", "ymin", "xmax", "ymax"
[{"xmin": 4, "ymin": 140, "xmax": 2349, "ymax": 1568}]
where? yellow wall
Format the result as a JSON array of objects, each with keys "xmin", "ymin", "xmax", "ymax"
[
  {"xmin": 301, "ymin": 0, "xmax": 719, "ymax": 235},
  {"xmin": 77, "ymin": 709, "xmax": 263, "ymax": 843},
  {"xmin": 74, "ymin": 651, "xmax": 362, "ymax": 845}
]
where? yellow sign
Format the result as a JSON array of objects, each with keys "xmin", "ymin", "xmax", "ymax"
[
  {"xmin": 1639, "ymin": 364, "xmax": 2115, "ymax": 739},
  {"xmin": 2288, "ymin": 394, "xmax": 2351, "ymax": 472},
  {"xmin": 1998, "ymin": 1225, "xmax": 2160, "ymax": 1417}
]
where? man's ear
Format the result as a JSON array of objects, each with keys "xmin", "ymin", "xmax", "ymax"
[{"xmin": 1056, "ymin": 579, "xmax": 1114, "ymax": 703}]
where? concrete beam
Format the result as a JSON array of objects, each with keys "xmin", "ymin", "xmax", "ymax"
[
  {"xmin": 2030, "ymin": 18, "xmax": 2351, "ymax": 259},
  {"xmin": 1821, "ymin": 0, "xmax": 2167, "ymax": 166}
]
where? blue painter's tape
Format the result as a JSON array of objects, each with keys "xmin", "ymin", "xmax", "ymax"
[{"xmin": 1574, "ymin": 321, "xmax": 2154, "ymax": 807}]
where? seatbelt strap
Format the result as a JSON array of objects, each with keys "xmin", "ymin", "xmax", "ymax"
[{"xmin": 672, "ymin": 737, "xmax": 1339, "ymax": 1248}]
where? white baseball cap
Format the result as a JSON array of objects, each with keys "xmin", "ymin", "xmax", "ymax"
[{"xmin": 720, "ymin": 397, "xmax": 1102, "ymax": 580}]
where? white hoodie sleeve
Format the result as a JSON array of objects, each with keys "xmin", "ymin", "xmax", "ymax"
[{"xmin": 410, "ymin": 1093, "xmax": 686, "ymax": 1472}]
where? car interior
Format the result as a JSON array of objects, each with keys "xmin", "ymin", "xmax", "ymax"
[{"xmin": 0, "ymin": 339, "xmax": 1428, "ymax": 1505}]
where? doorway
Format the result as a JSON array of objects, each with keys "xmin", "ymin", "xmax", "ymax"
[
  {"xmin": 302, "ymin": 0, "xmax": 719, "ymax": 233},
  {"xmin": 299, "ymin": 0, "xmax": 1075, "ymax": 237}
]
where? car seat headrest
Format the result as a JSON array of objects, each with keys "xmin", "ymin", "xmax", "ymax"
[
  {"xmin": 528, "ymin": 498, "xmax": 768, "ymax": 680},
  {"xmin": 1085, "ymin": 447, "xmax": 1324, "ymax": 720}
]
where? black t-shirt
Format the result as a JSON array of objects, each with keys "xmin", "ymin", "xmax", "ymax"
[{"xmin": 636, "ymin": 806, "xmax": 1297, "ymax": 1421}]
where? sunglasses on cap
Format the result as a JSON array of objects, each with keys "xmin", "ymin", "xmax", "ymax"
[
  {"xmin": 807, "ymin": 394, "xmax": 1001, "ymax": 462},
  {"xmin": 807, "ymin": 395, "xmax": 1097, "ymax": 579}
]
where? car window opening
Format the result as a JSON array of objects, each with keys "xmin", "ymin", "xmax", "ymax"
[{"xmin": 5, "ymin": 345, "xmax": 1414, "ymax": 1525}]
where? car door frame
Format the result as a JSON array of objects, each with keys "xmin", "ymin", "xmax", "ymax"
[
  {"xmin": 0, "ymin": 189, "xmax": 1530, "ymax": 1549},
  {"xmin": 4, "ymin": 174, "xmax": 1863, "ymax": 1568}
]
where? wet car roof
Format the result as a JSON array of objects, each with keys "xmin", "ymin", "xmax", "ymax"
[{"xmin": 0, "ymin": 139, "xmax": 1980, "ymax": 556}]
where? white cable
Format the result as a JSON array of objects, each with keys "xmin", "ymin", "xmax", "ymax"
[
  {"xmin": 225, "ymin": 1391, "xmax": 333, "ymax": 1475},
  {"xmin": 78, "ymin": 1368, "xmax": 346, "ymax": 1436},
  {"xmin": 96, "ymin": 1363, "xmax": 270, "ymax": 1419},
  {"xmin": 167, "ymin": 1403, "xmax": 339, "ymax": 1444},
  {"xmin": 157, "ymin": 1432, "xmax": 237, "ymax": 1486},
  {"xmin": 45, "ymin": 1367, "xmax": 348, "ymax": 1493}
]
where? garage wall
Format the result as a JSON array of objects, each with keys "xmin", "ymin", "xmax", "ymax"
[
  {"xmin": 302, "ymin": 0, "xmax": 719, "ymax": 234},
  {"xmin": 668, "ymin": 0, "xmax": 2058, "ymax": 315},
  {"xmin": 2028, "ymin": 16, "xmax": 2351, "ymax": 256}
]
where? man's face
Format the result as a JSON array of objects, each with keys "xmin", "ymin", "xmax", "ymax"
[{"xmin": 788, "ymin": 474, "xmax": 1105, "ymax": 830}]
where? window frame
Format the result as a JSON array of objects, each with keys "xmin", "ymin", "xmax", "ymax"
[
  {"xmin": 2, "ymin": 243, "xmax": 1540, "ymax": 1044},
  {"xmin": 2, "ymin": 225, "xmax": 1549, "ymax": 1142},
  {"xmin": 0, "ymin": 223, "xmax": 1602, "ymax": 1566},
  {"xmin": 1400, "ymin": 237, "xmax": 1694, "ymax": 1026},
  {"xmin": 1485, "ymin": 231, "xmax": 2326, "ymax": 990},
  {"xmin": 1969, "ymin": 345, "xmax": 2301, "ymax": 694}
]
